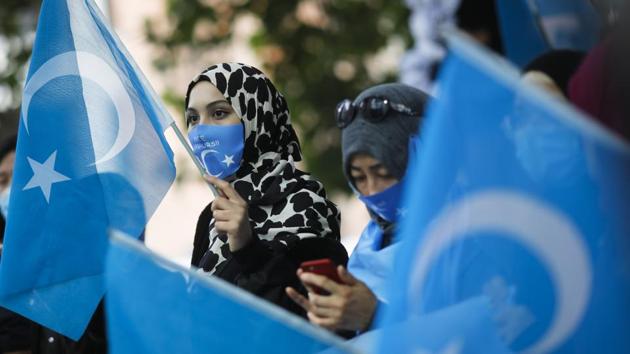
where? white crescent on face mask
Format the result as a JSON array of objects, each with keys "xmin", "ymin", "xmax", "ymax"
[{"xmin": 200, "ymin": 149, "xmax": 223, "ymax": 178}]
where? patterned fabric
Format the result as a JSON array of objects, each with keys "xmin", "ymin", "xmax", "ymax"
[
  {"xmin": 400, "ymin": 0, "xmax": 460, "ymax": 93},
  {"xmin": 185, "ymin": 63, "xmax": 341, "ymax": 274}
]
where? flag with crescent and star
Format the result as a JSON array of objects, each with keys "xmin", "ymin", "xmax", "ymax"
[
  {"xmin": 0, "ymin": 0, "xmax": 176, "ymax": 339},
  {"xmin": 377, "ymin": 35, "xmax": 630, "ymax": 353}
]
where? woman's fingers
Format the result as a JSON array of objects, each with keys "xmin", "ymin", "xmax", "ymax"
[
  {"xmin": 287, "ymin": 288, "xmax": 337, "ymax": 318},
  {"xmin": 206, "ymin": 175, "xmax": 243, "ymax": 203},
  {"xmin": 299, "ymin": 272, "xmax": 341, "ymax": 294},
  {"xmin": 302, "ymin": 283, "xmax": 319, "ymax": 295},
  {"xmin": 212, "ymin": 199, "xmax": 245, "ymax": 234},
  {"xmin": 214, "ymin": 220, "xmax": 237, "ymax": 234},
  {"xmin": 202, "ymin": 175, "xmax": 226, "ymax": 197},
  {"xmin": 337, "ymin": 266, "xmax": 358, "ymax": 286},
  {"xmin": 307, "ymin": 303, "xmax": 337, "ymax": 318},
  {"xmin": 211, "ymin": 196, "xmax": 244, "ymax": 213},
  {"xmin": 287, "ymin": 283, "xmax": 345, "ymax": 330},
  {"xmin": 211, "ymin": 210, "xmax": 232, "ymax": 222},
  {"xmin": 285, "ymin": 287, "xmax": 312, "ymax": 312},
  {"xmin": 308, "ymin": 292, "xmax": 337, "ymax": 308},
  {"xmin": 307, "ymin": 312, "xmax": 336, "ymax": 330},
  {"xmin": 211, "ymin": 197, "xmax": 230, "ymax": 212},
  {"xmin": 296, "ymin": 269, "xmax": 318, "ymax": 294}
]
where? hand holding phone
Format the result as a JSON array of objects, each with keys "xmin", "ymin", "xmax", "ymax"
[{"xmin": 299, "ymin": 258, "xmax": 341, "ymax": 295}]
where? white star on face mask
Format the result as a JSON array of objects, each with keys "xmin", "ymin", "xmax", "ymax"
[{"xmin": 221, "ymin": 154, "xmax": 235, "ymax": 167}]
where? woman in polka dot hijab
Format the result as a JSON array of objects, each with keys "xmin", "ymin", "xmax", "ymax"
[{"xmin": 186, "ymin": 63, "xmax": 345, "ymax": 315}]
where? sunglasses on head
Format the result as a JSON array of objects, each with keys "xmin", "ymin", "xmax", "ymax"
[{"xmin": 335, "ymin": 96, "xmax": 420, "ymax": 129}]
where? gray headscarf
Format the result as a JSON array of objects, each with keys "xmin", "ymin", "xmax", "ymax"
[{"xmin": 342, "ymin": 83, "xmax": 430, "ymax": 186}]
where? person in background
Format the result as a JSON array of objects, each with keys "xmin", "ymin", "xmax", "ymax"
[
  {"xmin": 0, "ymin": 134, "xmax": 32, "ymax": 354},
  {"xmin": 287, "ymin": 83, "xmax": 429, "ymax": 333},
  {"xmin": 522, "ymin": 50, "xmax": 586, "ymax": 99},
  {"xmin": 569, "ymin": 0, "xmax": 630, "ymax": 139},
  {"xmin": 0, "ymin": 135, "xmax": 16, "ymax": 244},
  {"xmin": 456, "ymin": 0, "xmax": 504, "ymax": 54},
  {"xmin": 401, "ymin": 0, "xmax": 504, "ymax": 93},
  {"xmin": 187, "ymin": 63, "xmax": 347, "ymax": 317}
]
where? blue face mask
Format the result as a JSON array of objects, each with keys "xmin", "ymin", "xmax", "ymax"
[
  {"xmin": 188, "ymin": 124, "xmax": 244, "ymax": 179},
  {"xmin": 0, "ymin": 186, "xmax": 10, "ymax": 220},
  {"xmin": 358, "ymin": 181, "xmax": 405, "ymax": 222}
]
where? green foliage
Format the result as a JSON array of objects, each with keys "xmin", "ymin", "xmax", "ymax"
[
  {"xmin": 0, "ymin": 0, "xmax": 39, "ymax": 113},
  {"xmin": 0, "ymin": 0, "xmax": 412, "ymax": 193},
  {"xmin": 147, "ymin": 0, "xmax": 411, "ymax": 193}
]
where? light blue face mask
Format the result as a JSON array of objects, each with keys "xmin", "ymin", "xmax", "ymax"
[
  {"xmin": 353, "ymin": 136, "xmax": 418, "ymax": 223},
  {"xmin": 358, "ymin": 181, "xmax": 405, "ymax": 222},
  {"xmin": 0, "ymin": 186, "xmax": 10, "ymax": 220},
  {"xmin": 188, "ymin": 123, "xmax": 245, "ymax": 179}
]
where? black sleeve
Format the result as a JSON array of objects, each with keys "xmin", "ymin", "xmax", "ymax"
[
  {"xmin": 0, "ymin": 214, "xmax": 5, "ymax": 242},
  {"xmin": 191, "ymin": 203, "xmax": 213, "ymax": 267},
  {"xmin": 31, "ymin": 301, "xmax": 107, "ymax": 354},
  {"xmin": 216, "ymin": 236, "xmax": 349, "ymax": 318},
  {"xmin": 0, "ymin": 306, "xmax": 32, "ymax": 352}
]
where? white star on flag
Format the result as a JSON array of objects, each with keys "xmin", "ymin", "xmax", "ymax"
[
  {"xmin": 221, "ymin": 154, "xmax": 235, "ymax": 167},
  {"xmin": 23, "ymin": 151, "xmax": 71, "ymax": 203},
  {"xmin": 396, "ymin": 207, "xmax": 408, "ymax": 218}
]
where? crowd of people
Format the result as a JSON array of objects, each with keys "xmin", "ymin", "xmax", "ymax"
[{"xmin": 1, "ymin": 0, "xmax": 629, "ymax": 353}]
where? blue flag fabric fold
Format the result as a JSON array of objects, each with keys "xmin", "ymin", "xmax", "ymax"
[
  {"xmin": 496, "ymin": 0, "xmax": 599, "ymax": 67},
  {"xmin": 378, "ymin": 35, "xmax": 630, "ymax": 353},
  {"xmin": 105, "ymin": 233, "xmax": 351, "ymax": 354},
  {"xmin": 530, "ymin": 0, "xmax": 599, "ymax": 50},
  {"xmin": 343, "ymin": 297, "xmax": 510, "ymax": 354},
  {"xmin": 496, "ymin": 0, "xmax": 550, "ymax": 67},
  {"xmin": 0, "ymin": 0, "xmax": 175, "ymax": 339}
]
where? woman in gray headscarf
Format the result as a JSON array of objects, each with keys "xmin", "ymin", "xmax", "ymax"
[{"xmin": 287, "ymin": 83, "xmax": 429, "ymax": 333}]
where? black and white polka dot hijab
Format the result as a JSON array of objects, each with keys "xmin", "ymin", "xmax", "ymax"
[{"xmin": 186, "ymin": 63, "xmax": 341, "ymax": 274}]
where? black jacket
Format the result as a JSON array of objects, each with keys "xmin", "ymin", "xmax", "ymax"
[
  {"xmin": 192, "ymin": 203, "xmax": 348, "ymax": 317},
  {"xmin": 0, "ymin": 306, "xmax": 32, "ymax": 353},
  {"xmin": 0, "ymin": 239, "xmax": 34, "ymax": 353},
  {"xmin": 31, "ymin": 302, "xmax": 107, "ymax": 354}
]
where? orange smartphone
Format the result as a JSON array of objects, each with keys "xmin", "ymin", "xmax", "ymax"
[{"xmin": 299, "ymin": 258, "xmax": 341, "ymax": 295}]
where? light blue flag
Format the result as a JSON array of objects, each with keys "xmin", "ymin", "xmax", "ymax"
[
  {"xmin": 379, "ymin": 35, "xmax": 630, "ymax": 353},
  {"xmin": 0, "ymin": 0, "xmax": 176, "ymax": 339},
  {"xmin": 342, "ymin": 297, "xmax": 510, "ymax": 354},
  {"xmin": 531, "ymin": 0, "xmax": 599, "ymax": 50},
  {"xmin": 496, "ymin": 0, "xmax": 599, "ymax": 67},
  {"xmin": 496, "ymin": 0, "xmax": 549, "ymax": 67},
  {"xmin": 105, "ymin": 233, "xmax": 352, "ymax": 354}
]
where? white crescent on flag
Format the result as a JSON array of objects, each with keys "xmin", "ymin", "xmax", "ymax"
[
  {"xmin": 408, "ymin": 190, "xmax": 592, "ymax": 354},
  {"xmin": 21, "ymin": 51, "xmax": 136, "ymax": 166}
]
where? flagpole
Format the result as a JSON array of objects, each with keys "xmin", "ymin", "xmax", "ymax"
[{"xmin": 169, "ymin": 122, "xmax": 219, "ymax": 197}]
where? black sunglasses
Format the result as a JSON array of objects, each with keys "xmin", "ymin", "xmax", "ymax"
[{"xmin": 335, "ymin": 96, "xmax": 420, "ymax": 128}]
